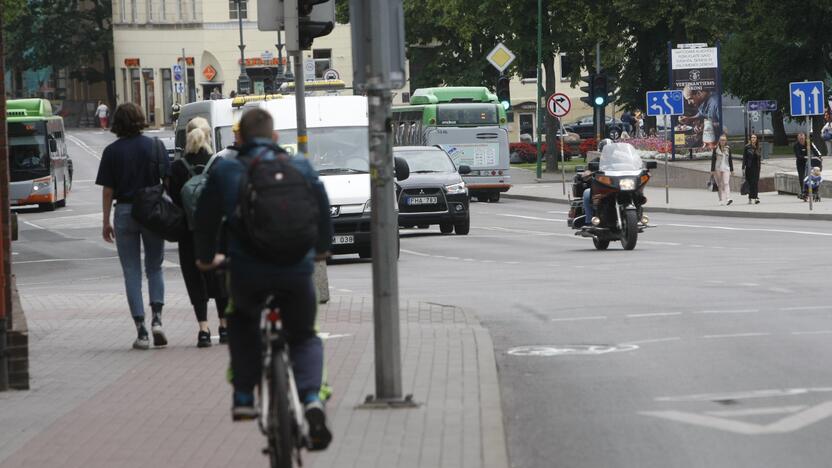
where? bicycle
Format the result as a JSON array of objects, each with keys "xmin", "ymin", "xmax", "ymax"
[{"xmin": 258, "ymin": 297, "xmax": 308, "ymax": 468}]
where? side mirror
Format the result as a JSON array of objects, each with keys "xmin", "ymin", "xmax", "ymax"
[
  {"xmin": 645, "ymin": 161, "xmax": 658, "ymax": 170},
  {"xmin": 48, "ymin": 139, "xmax": 58, "ymax": 153},
  {"xmin": 575, "ymin": 165, "xmax": 585, "ymax": 173},
  {"xmin": 394, "ymin": 156, "xmax": 410, "ymax": 181},
  {"xmin": 458, "ymin": 164, "xmax": 472, "ymax": 175},
  {"xmin": 588, "ymin": 161, "xmax": 600, "ymax": 172}
]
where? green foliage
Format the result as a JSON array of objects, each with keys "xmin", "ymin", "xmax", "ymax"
[{"xmin": 2, "ymin": 0, "xmax": 27, "ymax": 23}]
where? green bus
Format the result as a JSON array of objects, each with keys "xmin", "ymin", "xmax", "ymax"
[
  {"xmin": 392, "ymin": 87, "xmax": 511, "ymax": 202},
  {"xmin": 7, "ymin": 99, "xmax": 72, "ymax": 211}
]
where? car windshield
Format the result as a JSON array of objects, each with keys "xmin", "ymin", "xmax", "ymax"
[
  {"xmin": 396, "ymin": 149, "xmax": 456, "ymax": 173},
  {"xmin": 599, "ymin": 143, "xmax": 643, "ymax": 172},
  {"xmin": 279, "ymin": 126, "xmax": 369, "ymax": 174}
]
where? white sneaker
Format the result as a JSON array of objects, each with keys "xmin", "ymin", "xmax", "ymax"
[{"xmin": 719, "ymin": 201, "xmax": 725, "ymax": 206}]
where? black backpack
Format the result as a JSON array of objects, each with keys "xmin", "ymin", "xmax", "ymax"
[{"xmin": 236, "ymin": 144, "xmax": 319, "ymax": 265}]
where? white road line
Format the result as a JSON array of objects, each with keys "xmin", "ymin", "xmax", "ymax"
[
  {"xmin": 791, "ymin": 331, "xmax": 832, "ymax": 336},
  {"xmin": 738, "ymin": 282, "xmax": 760, "ymax": 287},
  {"xmin": 693, "ymin": 309, "xmax": 759, "ymax": 315},
  {"xmin": 624, "ymin": 337, "xmax": 682, "ymax": 346},
  {"xmin": 23, "ymin": 221, "xmax": 45, "ymax": 230},
  {"xmin": 550, "ymin": 315, "xmax": 607, "ymax": 322},
  {"xmin": 781, "ymin": 305, "xmax": 831, "ymax": 311},
  {"xmin": 705, "ymin": 406, "xmax": 807, "ymax": 417},
  {"xmin": 641, "ymin": 241, "xmax": 682, "ymax": 246},
  {"xmin": 478, "ymin": 226, "xmax": 575, "ymax": 238},
  {"xmin": 703, "ymin": 332, "xmax": 771, "ymax": 339},
  {"xmin": 626, "ymin": 312, "xmax": 683, "ymax": 318},
  {"xmin": 400, "ymin": 249, "xmax": 431, "ymax": 257},
  {"xmin": 14, "ymin": 256, "xmax": 119, "ymax": 264},
  {"xmin": 497, "ymin": 214, "xmax": 563, "ymax": 222},
  {"xmin": 65, "ymin": 134, "xmax": 101, "ymax": 160},
  {"xmin": 664, "ymin": 223, "xmax": 832, "ymax": 237}
]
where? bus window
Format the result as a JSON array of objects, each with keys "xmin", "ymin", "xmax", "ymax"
[{"xmin": 437, "ymin": 104, "xmax": 498, "ymax": 126}]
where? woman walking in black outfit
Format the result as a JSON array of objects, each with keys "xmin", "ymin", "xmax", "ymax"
[
  {"xmin": 168, "ymin": 117, "xmax": 229, "ymax": 347},
  {"xmin": 743, "ymin": 133, "xmax": 762, "ymax": 204}
]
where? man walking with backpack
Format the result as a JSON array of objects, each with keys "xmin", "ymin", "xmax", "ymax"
[{"xmin": 193, "ymin": 109, "xmax": 333, "ymax": 450}]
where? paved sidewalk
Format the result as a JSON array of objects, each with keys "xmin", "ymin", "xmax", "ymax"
[
  {"xmin": 0, "ymin": 290, "xmax": 508, "ymax": 468},
  {"xmin": 508, "ymin": 167, "xmax": 832, "ymax": 221}
]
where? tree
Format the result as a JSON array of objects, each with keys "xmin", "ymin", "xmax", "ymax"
[{"xmin": 2, "ymin": 0, "xmax": 115, "ymax": 105}]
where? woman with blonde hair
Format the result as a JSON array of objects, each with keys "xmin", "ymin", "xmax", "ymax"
[
  {"xmin": 710, "ymin": 133, "xmax": 734, "ymax": 205},
  {"xmin": 167, "ymin": 117, "xmax": 229, "ymax": 347}
]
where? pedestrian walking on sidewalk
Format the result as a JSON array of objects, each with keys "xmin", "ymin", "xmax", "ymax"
[
  {"xmin": 822, "ymin": 111, "xmax": 832, "ymax": 157},
  {"xmin": 95, "ymin": 103, "xmax": 168, "ymax": 350},
  {"xmin": 710, "ymin": 134, "xmax": 734, "ymax": 205},
  {"xmin": 167, "ymin": 117, "xmax": 229, "ymax": 348},
  {"xmin": 742, "ymin": 133, "xmax": 762, "ymax": 204},
  {"xmin": 794, "ymin": 132, "xmax": 823, "ymax": 200}
]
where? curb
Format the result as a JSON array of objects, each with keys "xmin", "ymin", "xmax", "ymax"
[{"xmin": 503, "ymin": 193, "xmax": 832, "ymax": 221}]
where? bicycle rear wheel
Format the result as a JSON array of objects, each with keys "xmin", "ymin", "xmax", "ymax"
[{"xmin": 268, "ymin": 350, "xmax": 295, "ymax": 468}]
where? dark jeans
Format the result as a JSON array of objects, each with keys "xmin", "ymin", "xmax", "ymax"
[
  {"xmin": 745, "ymin": 167, "xmax": 760, "ymax": 199},
  {"xmin": 228, "ymin": 273, "xmax": 322, "ymax": 400}
]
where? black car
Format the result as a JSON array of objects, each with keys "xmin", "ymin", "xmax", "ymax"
[
  {"xmin": 394, "ymin": 146, "xmax": 471, "ymax": 235},
  {"xmin": 564, "ymin": 115, "xmax": 623, "ymax": 140}
]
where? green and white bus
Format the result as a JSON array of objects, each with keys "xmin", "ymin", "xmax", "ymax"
[
  {"xmin": 392, "ymin": 87, "xmax": 510, "ymax": 202},
  {"xmin": 6, "ymin": 99, "xmax": 72, "ymax": 211}
]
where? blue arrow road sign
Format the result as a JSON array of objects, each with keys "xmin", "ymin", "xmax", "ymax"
[
  {"xmin": 789, "ymin": 81, "xmax": 825, "ymax": 117},
  {"xmin": 747, "ymin": 100, "xmax": 777, "ymax": 112},
  {"xmin": 646, "ymin": 90, "xmax": 684, "ymax": 116}
]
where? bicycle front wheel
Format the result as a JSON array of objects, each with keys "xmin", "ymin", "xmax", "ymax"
[{"xmin": 268, "ymin": 351, "xmax": 295, "ymax": 468}]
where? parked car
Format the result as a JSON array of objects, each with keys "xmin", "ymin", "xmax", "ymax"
[
  {"xmin": 393, "ymin": 146, "xmax": 471, "ymax": 235},
  {"xmin": 564, "ymin": 116, "xmax": 624, "ymax": 140}
]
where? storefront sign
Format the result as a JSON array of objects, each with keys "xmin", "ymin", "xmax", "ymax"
[
  {"xmin": 203, "ymin": 65, "xmax": 217, "ymax": 81},
  {"xmin": 239, "ymin": 57, "xmax": 288, "ymax": 67},
  {"xmin": 124, "ymin": 58, "xmax": 141, "ymax": 67}
]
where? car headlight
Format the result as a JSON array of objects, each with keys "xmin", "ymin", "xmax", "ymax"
[
  {"xmin": 363, "ymin": 199, "xmax": 372, "ymax": 213},
  {"xmin": 619, "ymin": 178, "xmax": 636, "ymax": 191},
  {"xmin": 445, "ymin": 182, "xmax": 467, "ymax": 195},
  {"xmin": 32, "ymin": 177, "xmax": 51, "ymax": 192}
]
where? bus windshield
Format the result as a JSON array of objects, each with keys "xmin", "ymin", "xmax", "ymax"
[
  {"xmin": 278, "ymin": 126, "xmax": 369, "ymax": 174},
  {"xmin": 8, "ymin": 122, "xmax": 49, "ymax": 177},
  {"xmin": 436, "ymin": 104, "xmax": 499, "ymax": 126}
]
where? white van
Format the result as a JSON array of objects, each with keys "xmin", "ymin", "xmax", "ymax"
[
  {"xmin": 243, "ymin": 95, "xmax": 395, "ymax": 258},
  {"xmin": 173, "ymin": 98, "xmax": 241, "ymax": 158}
]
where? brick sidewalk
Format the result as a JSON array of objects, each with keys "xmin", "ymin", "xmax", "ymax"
[{"xmin": 0, "ymin": 290, "xmax": 508, "ymax": 468}]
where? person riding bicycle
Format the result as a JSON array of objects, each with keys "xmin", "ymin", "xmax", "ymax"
[{"xmin": 193, "ymin": 108, "xmax": 333, "ymax": 450}]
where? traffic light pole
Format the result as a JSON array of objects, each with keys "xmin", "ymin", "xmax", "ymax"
[
  {"xmin": 534, "ymin": 0, "xmax": 543, "ymax": 179},
  {"xmin": 595, "ymin": 42, "xmax": 602, "ymax": 144}
]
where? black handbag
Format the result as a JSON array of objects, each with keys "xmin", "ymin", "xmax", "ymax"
[
  {"xmin": 740, "ymin": 179, "xmax": 749, "ymax": 196},
  {"xmin": 131, "ymin": 138, "xmax": 186, "ymax": 242}
]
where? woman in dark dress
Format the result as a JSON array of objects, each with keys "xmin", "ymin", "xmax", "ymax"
[
  {"xmin": 742, "ymin": 133, "xmax": 762, "ymax": 204},
  {"xmin": 168, "ymin": 117, "xmax": 229, "ymax": 347}
]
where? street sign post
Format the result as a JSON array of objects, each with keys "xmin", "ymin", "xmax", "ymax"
[
  {"xmin": 747, "ymin": 100, "xmax": 777, "ymax": 112},
  {"xmin": 790, "ymin": 81, "xmax": 825, "ymax": 211},
  {"xmin": 322, "ymin": 68, "xmax": 340, "ymax": 81},
  {"xmin": 546, "ymin": 93, "xmax": 571, "ymax": 194},
  {"xmin": 646, "ymin": 90, "xmax": 684, "ymax": 204},
  {"xmin": 486, "ymin": 43, "xmax": 516, "ymax": 73},
  {"xmin": 646, "ymin": 90, "xmax": 684, "ymax": 116},
  {"xmin": 172, "ymin": 64, "xmax": 183, "ymax": 82}
]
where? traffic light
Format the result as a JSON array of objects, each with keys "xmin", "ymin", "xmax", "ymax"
[
  {"xmin": 580, "ymin": 73, "xmax": 596, "ymax": 107},
  {"xmin": 592, "ymin": 74, "xmax": 608, "ymax": 107},
  {"xmin": 496, "ymin": 76, "xmax": 511, "ymax": 111},
  {"xmin": 299, "ymin": 0, "xmax": 335, "ymax": 50}
]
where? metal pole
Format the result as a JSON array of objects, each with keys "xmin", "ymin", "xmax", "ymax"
[
  {"xmin": 808, "ymin": 117, "xmax": 813, "ymax": 211},
  {"xmin": 762, "ymin": 111, "xmax": 767, "ymax": 160},
  {"xmin": 235, "ymin": 0, "xmax": 249, "ymax": 95},
  {"xmin": 181, "ymin": 48, "xmax": 188, "ymax": 104},
  {"xmin": 276, "ymin": 31, "xmax": 285, "ymax": 86},
  {"xmin": 291, "ymin": 52, "xmax": 308, "ymax": 155},
  {"xmin": 665, "ymin": 136, "xmax": 670, "ymax": 204},
  {"xmin": 0, "ymin": 13, "xmax": 10, "ymax": 391},
  {"xmin": 534, "ymin": 0, "xmax": 543, "ymax": 179},
  {"xmin": 559, "ymin": 119, "xmax": 566, "ymax": 194},
  {"xmin": 595, "ymin": 41, "xmax": 601, "ymax": 143}
]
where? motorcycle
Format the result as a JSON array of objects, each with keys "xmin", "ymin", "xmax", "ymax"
[{"xmin": 567, "ymin": 142, "xmax": 657, "ymax": 250}]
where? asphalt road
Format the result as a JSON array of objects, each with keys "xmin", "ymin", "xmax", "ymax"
[{"xmin": 14, "ymin": 129, "xmax": 832, "ymax": 468}]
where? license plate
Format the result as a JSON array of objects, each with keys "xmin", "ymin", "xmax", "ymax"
[
  {"xmin": 407, "ymin": 196, "xmax": 437, "ymax": 205},
  {"xmin": 332, "ymin": 235, "xmax": 354, "ymax": 245}
]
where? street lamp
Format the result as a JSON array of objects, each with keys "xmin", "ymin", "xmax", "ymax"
[{"xmin": 235, "ymin": 0, "xmax": 251, "ymax": 95}]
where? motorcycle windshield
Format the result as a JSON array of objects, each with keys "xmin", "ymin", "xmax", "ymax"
[{"xmin": 599, "ymin": 143, "xmax": 643, "ymax": 174}]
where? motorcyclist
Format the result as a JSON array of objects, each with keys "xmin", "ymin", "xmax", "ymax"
[{"xmin": 579, "ymin": 139, "xmax": 613, "ymax": 227}]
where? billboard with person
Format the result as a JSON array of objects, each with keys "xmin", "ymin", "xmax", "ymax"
[{"xmin": 671, "ymin": 46, "xmax": 723, "ymax": 151}]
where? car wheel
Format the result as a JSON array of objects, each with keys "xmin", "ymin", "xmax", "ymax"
[
  {"xmin": 440, "ymin": 223, "xmax": 454, "ymax": 234},
  {"xmin": 454, "ymin": 217, "xmax": 470, "ymax": 235}
]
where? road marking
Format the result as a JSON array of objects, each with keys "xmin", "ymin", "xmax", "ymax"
[
  {"xmin": 550, "ymin": 315, "xmax": 607, "ymax": 322},
  {"xmin": 656, "ymin": 388, "xmax": 832, "ymax": 403},
  {"xmin": 23, "ymin": 221, "xmax": 46, "ymax": 230},
  {"xmin": 623, "ymin": 337, "xmax": 682, "ymax": 346},
  {"xmin": 14, "ymin": 256, "xmax": 119, "ymax": 264},
  {"xmin": 641, "ymin": 241, "xmax": 682, "ymax": 246},
  {"xmin": 791, "ymin": 330, "xmax": 832, "ymax": 336},
  {"xmin": 781, "ymin": 305, "xmax": 830, "ymax": 311},
  {"xmin": 478, "ymin": 226, "xmax": 575, "ymax": 238},
  {"xmin": 705, "ymin": 406, "xmax": 807, "ymax": 417},
  {"xmin": 694, "ymin": 308, "xmax": 759, "ymax": 315},
  {"xmin": 665, "ymin": 223, "xmax": 832, "ymax": 237},
  {"xmin": 738, "ymin": 282, "xmax": 760, "ymax": 287},
  {"xmin": 65, "ymin": 134, "xmax": 102, "ymax": 160},
  {"xmin": 497, "ymin": 214, "xmax": 563, "ymax": 222},
  {"xmin": 703, "ymin": 332, "xmax": 770, "ymax": 339},
  {"xmin": 318, "ymin": 332, "xmax": 352, "ymax": 340},
  {"xmin": 401, "ymin": 249, "xmax": 431, "ymax": 257},
  {"xmin": 641, "ymin": 401, "xmax": 832, "ymax": 435},
  {"xmin": 626, "ymin": 312, "xmax": 682, "ymax": 319}
]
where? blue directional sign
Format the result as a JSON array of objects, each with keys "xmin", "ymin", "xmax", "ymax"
[
  {"xmin": 646, "ymin": 90, "xmax": 684, "ymax": 116},
  {"xmin": 747, "ymin": 100, "xmax": 777, "ymax": 112},
  {"xmin": 789, "ymin": 81, "xmax": 825, "ymax": 116}
]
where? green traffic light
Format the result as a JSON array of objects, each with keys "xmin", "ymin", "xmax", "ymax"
[
  {"xmin": 594, "ymin": 96, "xmax": 605, "ymax": 106},
  {"xmin": 501, "ymin": 100, "xmax": 510, "ymax": 110}
]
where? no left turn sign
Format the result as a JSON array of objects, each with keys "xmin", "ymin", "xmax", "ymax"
[{"xmin": 547, "ymin": 93, "xmax": 571, "ymax": 118}]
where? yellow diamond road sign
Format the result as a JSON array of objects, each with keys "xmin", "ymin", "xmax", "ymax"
[{"xmin": 487, "ymin": 43, "xmax": 516, "ymax": 73}]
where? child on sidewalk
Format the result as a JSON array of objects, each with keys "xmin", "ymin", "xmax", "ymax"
[{"xmin": 803, "ymin": 167, "xmax": 823, "ymax": 202}]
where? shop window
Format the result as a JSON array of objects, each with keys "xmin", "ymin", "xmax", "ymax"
[
  {"xmin": 161, "ymin": 68, "xmax": 173, "ymax": 124},
  {"xmin": 229, "ymin": 0, "xmax": 247, "ymax": 19},
  {"xmin": 142, "ymin": 68, "xmax": 156, "ymax": 124},
  {"xmin": 130, "ymin": 68, "xmax": 141, "ymax": 106},
  {"xmin": 313, "ymin": 49, "xmax": 331, "ymax": 78}
]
